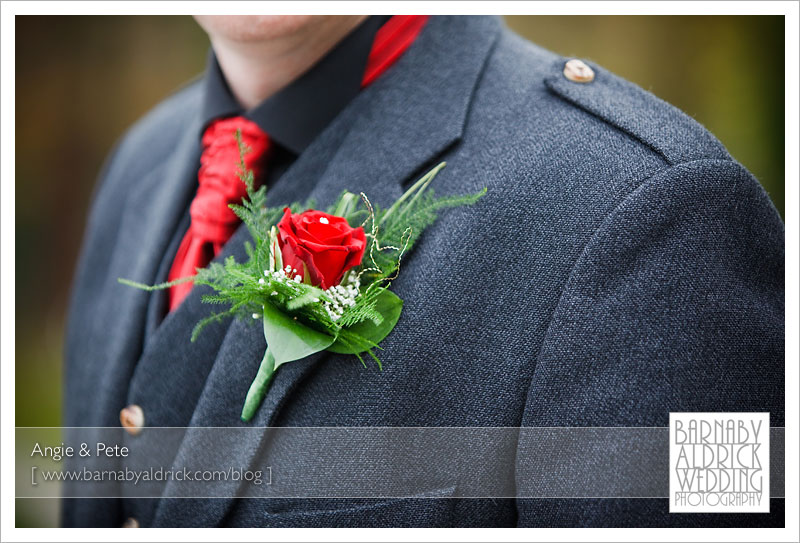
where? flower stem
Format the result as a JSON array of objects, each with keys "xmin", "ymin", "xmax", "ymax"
[{"xmin": 240, "ymin": 348, "xmax": 276, "ymax": 422}]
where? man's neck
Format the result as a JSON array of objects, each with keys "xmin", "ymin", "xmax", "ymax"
[{"xmin": 210, "ymin": 16, "xmax": 368, "ymax": 110}]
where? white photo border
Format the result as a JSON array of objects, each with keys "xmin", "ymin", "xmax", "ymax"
[{"xmin": 2, "ymin": 2, "xmax": 796, "ymax": 542}]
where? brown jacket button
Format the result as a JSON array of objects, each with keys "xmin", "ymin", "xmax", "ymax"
[
  {"xmin": 119, "ymin": 404, "xmax": 144, "ymax": 435},
  {"xmin": 563, "ymin": 58, "xmax": 595, "ymax": 83},
  {"xmin": 122, "ymin": 517, "xmax": 140, "ymax": 528}
]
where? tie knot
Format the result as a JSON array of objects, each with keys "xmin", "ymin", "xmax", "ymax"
[
  {"xmin": 191, "ymin": 116, "xmax": 270, "ymax": 243},
  {"xmin": 201, "ymin": 116, "xmax": 270, "ymax": 158}
]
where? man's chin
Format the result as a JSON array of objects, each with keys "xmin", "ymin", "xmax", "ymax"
[{"xmin": 193, "ymin": 15, "xmax": 337, "ymax": 43}]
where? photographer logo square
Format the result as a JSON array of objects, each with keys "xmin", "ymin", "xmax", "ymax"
[{"xmin": 669, "ymin": 412, "xmax": 769, "ymax": 513}]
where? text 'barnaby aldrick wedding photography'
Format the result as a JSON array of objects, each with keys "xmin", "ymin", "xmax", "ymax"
[{"xmin": 670, "ymin": 413, "xmax": 769, "ymax": 513}]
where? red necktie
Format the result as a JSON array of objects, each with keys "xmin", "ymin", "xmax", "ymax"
[
  {"xmin": 167, "ymin": 15, "xmax": 429, "ymax": 311},
  {"xmin": 167, "ymin": 117, "xmax": 270, "ymax": 310},
  {"xmin": 362, "ymin": 15, "xmax": 428, "ymax": 87}
]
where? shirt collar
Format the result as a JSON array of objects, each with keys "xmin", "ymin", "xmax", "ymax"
[{"xmin": 201, "ymin": 16, "xmax": 390, "ymax": 155}]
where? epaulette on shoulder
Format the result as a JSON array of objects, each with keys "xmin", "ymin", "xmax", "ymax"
[{"xmin": 543, "ymin": 57, "xmax": 731, "ymax": 165}]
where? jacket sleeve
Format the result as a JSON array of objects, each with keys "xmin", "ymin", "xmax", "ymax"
[{"xmin": 515, "ymin": 158, "xmax": 784, "ymax": 527}]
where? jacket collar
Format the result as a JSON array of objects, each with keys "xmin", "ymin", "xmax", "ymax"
[{"xmin": 311, "ymin": 15, "xmax": 502, "ymax": 205}]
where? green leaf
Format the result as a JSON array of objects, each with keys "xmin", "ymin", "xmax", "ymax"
[
  {"xmin": 269, "ymin": 226, "xmax": 281, "ymax": 273},
  {"xmin": 286, "ymin": 288, "xmax": 323, "ymax": 311},
  {"xmin": 378, "ymin": 161, "xmax": 445, "ymax": 227},
  {"xmin": 331, "ymin": 190, "xmax": 361, "ymax": 219},
  {"xmin": 262, "ymin": 301, "xmax": 335, "ymax": 368},
  {"xmin": 327, "ymin": 290, "xmax": 403, "ymax": 355},
  {"xmin": 117, "ymin": 276, "xmax": 191, "ymax": 291}
]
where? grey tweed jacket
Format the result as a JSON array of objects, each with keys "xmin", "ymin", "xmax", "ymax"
[{"xmin": 63, "ymin": 16, "xmax": 784, "ymax": 527}]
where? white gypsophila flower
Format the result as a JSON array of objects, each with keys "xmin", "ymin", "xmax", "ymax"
[{"xmin": 320, "ymin": 274, "xmax": 361, "ymax": 322}]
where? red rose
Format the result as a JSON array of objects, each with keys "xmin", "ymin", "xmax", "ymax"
[{"xmin": 276, "ymin": 208, "xmax": 367, "ymax": 289}]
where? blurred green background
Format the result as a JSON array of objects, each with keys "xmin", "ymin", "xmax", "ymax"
[{"xmin": 15, "ymin": 15, "xmax": 784, "ymax": 526}]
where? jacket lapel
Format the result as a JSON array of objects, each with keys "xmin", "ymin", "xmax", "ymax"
[
  {"xmin": 80, "ymin": 112, "xmax": 202, "ymax": 426},
  {"xmin": 127, "ymin": 69, "xmax": 366, "ymax": 430},
  {"xmin": 310, "ymin": 15, "xmax": 502, "ymax": 207},
  {"xmin": 151, "ymin": 15, "xmax": 502, "ymax": 526}
]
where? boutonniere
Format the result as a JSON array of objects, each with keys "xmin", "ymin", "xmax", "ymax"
[{"xmin": 121, "ymin": 131, "xmax": 486, "ymax": 421}]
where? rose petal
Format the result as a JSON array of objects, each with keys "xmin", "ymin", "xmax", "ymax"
[{"xmin": 277, "ymin": 209, "xmax": 367, "ymax": 288}]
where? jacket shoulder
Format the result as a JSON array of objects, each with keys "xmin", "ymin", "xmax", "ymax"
[
  {"xmin": 110, "ymin": 77, "xmax": 204, "ymax": 177},
  {"xmin": 488, "ymin": 27, "xmax": 731, "ymax": 166},
  {"xmin": 80, "ymin": 78, "xmax": 203, "ymax": 244},
  {"xmin": 540, "ymin": 56, "xmax": 731, "ymax": 165}
]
